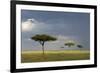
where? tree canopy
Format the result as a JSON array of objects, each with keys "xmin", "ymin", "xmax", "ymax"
[
  {"xmin": 77, "ymin": 45, "xmax": 83, "ymax": 48},
  {"xmin": 31, "ymin": 34, "xmax": 57, "ymax": 42},
  {"xmin": 64, "ymin": 41, "xmax": 75, "ymax": 47}
]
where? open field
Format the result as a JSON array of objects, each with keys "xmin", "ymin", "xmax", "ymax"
[{"xmin": 21, "ymin": 50, "xmax": 90, "ymax": 63}]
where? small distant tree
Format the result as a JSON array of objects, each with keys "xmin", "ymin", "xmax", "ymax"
[
  {"xmin": 64, "ymin": 42, "xmax": 75, "ymax": 47},
  {"xmin": 77, "ymin": 44, "xmax": 83, "ymax": 48},
  {"xmin": 31, "ymin": 34, "xmax": 57, "ymax": 55}
]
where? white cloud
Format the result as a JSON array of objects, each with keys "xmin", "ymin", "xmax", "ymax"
[
  {"xmin": 22, "ymin": 18, "xmax": 36, "ymax": 32},
  {"xmin": 22, "ymin": 18, "xmax": 47, "ymax": 32}
]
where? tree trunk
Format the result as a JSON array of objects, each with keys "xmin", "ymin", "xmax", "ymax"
[{"xmin": 42, "ymin": 44, "xmax": 45, "ymax": 55}]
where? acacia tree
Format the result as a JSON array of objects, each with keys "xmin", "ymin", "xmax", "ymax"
[
  {"xmin": 77, "ymin": 45, "xmax": 83, "ymax": 50},
  {"xmin": 77, "ymin": 45, "xmax": 83, "ymax": 48},
  {"xmin": 31, "ymin": 34, "xmax": 57, "ymax": 55},
  {"xmin": 64, "ymin": 42, "xmax": 75, "ymax": 47}
]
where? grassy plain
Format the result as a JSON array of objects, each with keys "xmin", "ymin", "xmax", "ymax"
[{"xmin": 21, "ymin": 50, "xmax": 90, "ymax": 63}]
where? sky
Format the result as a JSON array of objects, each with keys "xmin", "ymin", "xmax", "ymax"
[{"xmin": 21, "ymin": 10, "xmax": 90, "ymax": 51}]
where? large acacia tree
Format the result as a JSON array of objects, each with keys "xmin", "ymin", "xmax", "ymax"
[{"xmin": 31, "ymin": 34, "xmax": 57, "ymax": 55}]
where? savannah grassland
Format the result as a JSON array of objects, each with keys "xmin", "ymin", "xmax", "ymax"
[{"xmin": 21, "ymin": 50, "xmax": 90, "ymax": 63}]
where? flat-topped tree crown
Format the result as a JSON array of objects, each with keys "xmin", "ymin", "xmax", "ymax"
[
  {"xmin": 77, "ymin": 44, "xmax": 83, "ymax": 48},
  {"xmin": 31, "ymin": 34, "xmax": 57, "ymax": 42},
  {"xmin": 65, "ymin": 41, "xmax": 75, "ymax": 47}
]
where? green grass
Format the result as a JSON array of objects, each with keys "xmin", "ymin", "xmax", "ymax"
[{"xmin": 21, "ymin": 50, "xmax": 90, "ymax": 63}]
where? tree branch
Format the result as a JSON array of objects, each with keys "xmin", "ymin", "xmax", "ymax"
[
  {"xmin": 39, "ymin": 41, "xmax": 42, "ymax": 45},
  {"xmin": 39, "ymin": 41, "xmax": 45, "ymax": 46}
]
